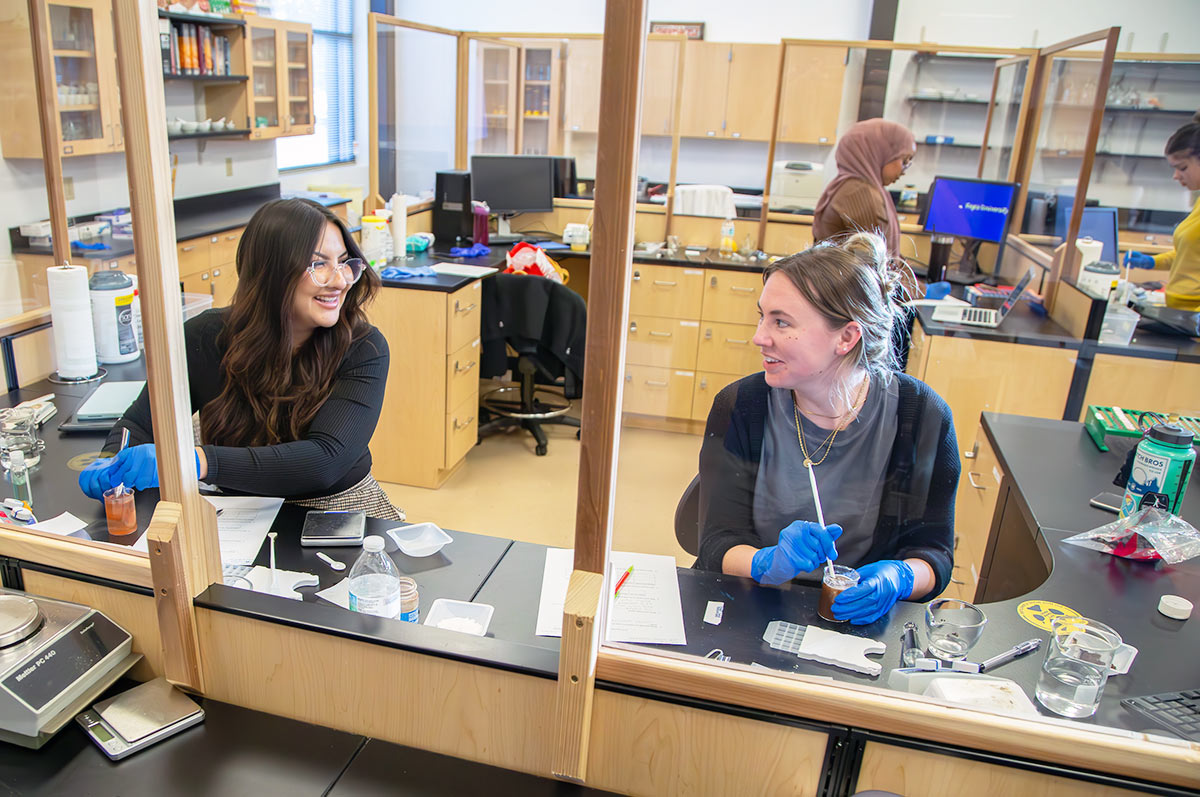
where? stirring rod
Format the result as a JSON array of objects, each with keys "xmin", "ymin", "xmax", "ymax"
[{"xmin": 805, "ymin": 462, "xmax": 835, "ymax": 580}]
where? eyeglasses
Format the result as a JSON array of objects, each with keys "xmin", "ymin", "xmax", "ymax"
[
  {"xmin": 901, "ymin": 156, "xmax": 914, "ymax": 171},
  {"xmin": 307, "ymin": 258, "xmax": 365, "ymax": 287}
]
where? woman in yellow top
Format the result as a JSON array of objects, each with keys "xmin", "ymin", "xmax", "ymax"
[{"xmin": 1125, "ymin": 111, "xmax": 1200, "ymax": 311}]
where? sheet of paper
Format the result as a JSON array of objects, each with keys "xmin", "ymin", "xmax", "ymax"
[
  {"xmin": 535, "ymin": 548, "xmax": 687, "ymax": 645},
  {"xmin": 28, "ymin": 512, "xmax": 88, "ymax": 535},
  {"xmin": 131, "ymin": 495, "xmax": 282, "ymax": 565},
  {"xmin": 430, "ymin": 263, "xmax": 499, "ymax": 279}
]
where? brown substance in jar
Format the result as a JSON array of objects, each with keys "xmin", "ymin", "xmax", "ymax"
[{"xmin": 817, "ymin": 574, "xmax": 855, "ymax": 622}]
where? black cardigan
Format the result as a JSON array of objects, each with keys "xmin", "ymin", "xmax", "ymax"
[{"xmin": 695, "ymin": 371, "xmax": 960, "ymax": 597}]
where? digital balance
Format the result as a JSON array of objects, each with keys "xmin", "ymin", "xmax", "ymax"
[
  {"xmin": 76, "ymin": 677, "xmax": 204, "ymax": 760},
  {"xmin": 0, "ymin": 589, "xmax": 137, "ymax": 748}
]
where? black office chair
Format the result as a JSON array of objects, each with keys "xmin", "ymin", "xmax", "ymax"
[
  {"xmin": 477, "ymin": 273, "xmax": 585, "ymax": 456},
  {"xmin": 674, "ymin": 474, "xmax": 701, "ymax": 557}
]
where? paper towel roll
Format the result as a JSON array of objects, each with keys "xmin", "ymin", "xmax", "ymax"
[
  {"xmin": 389, "ymin": 193, "xmax": 407, "ymax": 258},
  {"xmin": 47, "ymin": 265, "xmax": 98, "ymax": 379},
  {"xmin": 1076, "ymin": 237, "xmax": 1104, "ymax": 268}
]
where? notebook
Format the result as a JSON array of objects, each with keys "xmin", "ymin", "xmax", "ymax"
[
  {"xmin": 930, "ymin": 267, "xmax": 1035, "ymax": 328},
  {"xmin": 75, "ymin": 381, "xmax": 146, "ymax": 421}
]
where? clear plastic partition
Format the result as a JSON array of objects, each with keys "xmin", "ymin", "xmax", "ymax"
[
  {"xmin": 466, "ymin": 39, "xmax": 519, "ymax": 157},
  {"xmin": 1089, "ymin": 58, "xmax": 1200, "ymax": 233},
  {"xmin": 1023, "ymin": 53, "xmax": 1110, "ymax": 250},
  {"xmin": 979, "ymin": 58, "xmax": 1030, "ymax": 184},
  {"xmin": 373, "ymin": 23, "xmax": 457, "ymax": 200}
]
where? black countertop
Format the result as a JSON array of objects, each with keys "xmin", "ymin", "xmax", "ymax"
[{"xmin": 10, "ymin": 184, "xmax": 350, "ymax": 261}]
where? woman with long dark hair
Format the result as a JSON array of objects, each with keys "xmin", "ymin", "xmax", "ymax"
[{"xmin": 80, "ymin": 198, "xmax": 403, "ymax": 519}]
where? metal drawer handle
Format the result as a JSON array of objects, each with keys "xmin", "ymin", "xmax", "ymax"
[
  {"xmin": 704, "ymin": 328, "xmax": 713, "ymax": 339},
  {"xmin": 730, "ymin": 285, "xmax": 755, "ymax": 293},
  {"xmin": 710, "ymin": 276, "xmax": 718, "ymax": 287},
  {"xmin": 950, "ymin": 576, "xmax": 966, "ymax": 585},
  {"xmin": 629, "ymin": 321, "xmax": 638, "ymax": 332},
  {"xmin": 645, "ymin": 379, "xmax": 669, "ymax": 387},
  {"xmin": 967, "ymin": 472, "xmax": 985, "ymax": 490},
  {"xmin": 201, "ymin": 273, "xmax": 210, "ymax": 280},
  {"xmin": 454, "ymin": 360, "xmax": 476, "ymax": 374},
  {"xmin": 652, "ymin": 280, "xmax": 677, "ymax": 287},
  {"xmin": 700, "ymin": 378, "xmax": 708, "ymax": 389},
  {"xmin": 181, "ymin": 245, "xmax": 197, "ymax": 252},
  {"xmin": 454, "ymin": 301, "xmax": 477, "ymax": 314},
  {"xmin": 213, "ymin": 269, "xmax": 221, "ymax": 277},
  {"xmin": 649, "ymin": 330, "xmax": 672, "ymax": 338},
  {"xmin": 632, "ymin": 271, "xmax": 641, "ymax": 281},
  {"xmin": 211, "ymin": 236, "xmax": 219, "ymax": 244},
  {"xmin": 226, "ymin": 234, "xmax": 238, "ymax": 240},
  {"xmin": 963, "ymin": 441, "xmax": 979, "ymax": 459},
  {"xmin": 725, "ymin": 337, "xmax": 749, "ymax": 345},
  {"xmin": 453, "ymin": 415, "xmax": 475, "ymax": 431}
]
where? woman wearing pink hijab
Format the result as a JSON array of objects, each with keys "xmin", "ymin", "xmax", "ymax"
[{"xmin": 813, "ymin": 119, "xmax": 916, "ymax": 257}]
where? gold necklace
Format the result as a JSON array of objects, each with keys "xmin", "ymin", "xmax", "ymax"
[{"xmin": 793, "ymin": 378, "xmax": 869, "ymax": 467}]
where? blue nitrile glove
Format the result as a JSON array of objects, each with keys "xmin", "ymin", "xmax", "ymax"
[
  {"xmin": 108, "ymin": 444, "xmax": 201, "ymax": 491},
  {"xmin": 924, "ymin": 281, "xmax": 952, "ymax": 301},
  {"xmin": 750, "ymin": 521, "xmax": 843, "ymax": 586},
  {"xmin": 831, "ymin": 560, "xmax": 915, "ymax": 625},
  {"xmin": 1124, "ymin": 251, "xmax": 1156, "ymax": 269},
  {"xmin": 79, "ymin": 456, "xmax": 122, "ymax": 499}
]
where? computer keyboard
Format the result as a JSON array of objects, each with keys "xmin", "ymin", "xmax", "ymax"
[
  {"xmin": 960, "ymin": 307, "xmax": 994, "ymax": 325},
  {"xmin": 1122, "ymin": 690, "xmax": 1200, "ymax": 741}
]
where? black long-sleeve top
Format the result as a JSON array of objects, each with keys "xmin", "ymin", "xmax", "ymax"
[
  {"xmin": 105, "ymin": 308, "xmax": 389, "ymax": 499},
  {"xmin": 695, "ymin": 371, "xmax": 959, "ymax": 598}
]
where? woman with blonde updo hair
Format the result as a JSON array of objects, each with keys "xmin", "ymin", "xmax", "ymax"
[{"xmin": 695, "ymin": 233, "xmax": 959, "ymax": 625}]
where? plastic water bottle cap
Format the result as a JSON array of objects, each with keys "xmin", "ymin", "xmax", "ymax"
[
  {"xmin": 1158, "ymin": 595, "xmax": 1193, "ymax": 620},
  {"xmin": 362, "ymin": 535, "xmax": 385, "ymax": 553}
]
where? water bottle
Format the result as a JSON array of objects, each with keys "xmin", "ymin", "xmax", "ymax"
[
  {"xmin": 8, "ymin": 450, "xmax": 32, "ymax": 508},
  {"xmin": 719, "ymin": 217, "xmax": 737, "ymax": 256},
  {"xmin": 347, "ymin": 535, "xmax": 402, "ymax": 618},
  {"xmin": 1120, "ymin": 423, "xmax": 1195, "ymax": 517}
]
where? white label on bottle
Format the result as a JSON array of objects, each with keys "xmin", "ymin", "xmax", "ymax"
[{"xmin": 349, "ymin": 589, "xmax": 401, "ymax": 618}]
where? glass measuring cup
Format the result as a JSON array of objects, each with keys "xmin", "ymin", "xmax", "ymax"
[
  {"xmin": 1035, "ymin": 616, "xmax": 1122, "ymax": 718},
  {"xmin": 0, "ymin": 408, "xmax": 44, "ymax": 469},
  {"xmin": 924, "ymin": 598, "xmax": 987, "ymax": 660}
]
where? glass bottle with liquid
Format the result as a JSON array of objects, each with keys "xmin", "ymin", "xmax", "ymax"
[{"xmin": 8, "ymin": 450, "xmax": 32, "ymax": 508}]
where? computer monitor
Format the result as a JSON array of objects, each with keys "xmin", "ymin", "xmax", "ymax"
[
  {"xmin": 922, "ymin": 176, "xmax": 1018, "ymax": 244},
  {"xmin": 470, "ymin": 155, "xmax": 555, "ymax": 242},
  {"xmin": 1077, "ymin": 206, "xmax": 1119, "ymax": 264},
  {"xmin": 550, "ymin": 156, "xmax": 578, "ymax": 198}
]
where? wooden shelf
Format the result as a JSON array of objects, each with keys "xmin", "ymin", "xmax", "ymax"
[
  {"xmin": 288, "ymin": 97, "xmax": 308, "ymax": 103},
  {"xmin": 157, "ymin": 9, "xmax": 245, "ymax": 28},
  {"xmin": 287, "ymin": 63, "xmax": 307, "ymax": 69},
  {"xmin": 909, "ymin": 96, "xmax": 989, "ymax": 104},
  {"xmin": 485, "ymin": 113, "xmax": 509, "ymax": 119},
  {"xmin": 163, "ymin": 73, "xmax": 248, "ymax": 83},
  {"xmin": 525, "ymin": 79, "xmax": 550, "ymax": 85},
  {"xmin": 253, "ymin": 95, "xmax": 277, "ymax": 103},
  {"xmin": 60, "ymin": 104, "xmax": 99, "ymax": 112},
  {"xmin": 51, "ymin": 49, "xmax": 93, "ymax": 58},
  {"xmin": 168, "ymin": 128, "xmax": 251, "ymax": 140},
  {"xmin": 523, "ymin": 114, "xmax": 550, "ymax": 119},
  {"xmin": 484, "ymin": 79, "xmax": 508, "ymax": 85},
  {"xmin": 251, "ymin": 60, "xmax": 274, "ymax": 68}
]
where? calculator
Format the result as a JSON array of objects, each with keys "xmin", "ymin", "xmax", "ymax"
[{"xmin": 76, "ymin": 678, "xmax": 204, "ymax": 760}]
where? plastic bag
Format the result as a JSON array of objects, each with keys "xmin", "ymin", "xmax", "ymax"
[
  {"xmin": 504, "ymin": 242, "xmax": 569, "ymax": 284},
  {"xmin": 1062, "ymin": 508, "xmax": 1200, "ymax": 564}
]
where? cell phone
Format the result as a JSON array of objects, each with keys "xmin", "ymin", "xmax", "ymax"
[
  {"xmin": 300, "ymin": 509, "xmax": 366, "ymax": 547},
  {"xmin": 1089, "ymin": 491, "xmax": 1123, "ymax": 514}
]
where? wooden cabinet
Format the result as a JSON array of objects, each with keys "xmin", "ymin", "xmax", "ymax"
[
  {"xmin": 943, "ymin": 422, "xmax": 1005, "ymax": 602},
  {"xmin": 0, "ymin": 0, "xmax": 122, "ymax": 158},
  {"xmin": 1080, "ymin": 354, "xmax": 1200, "ymax": 419},
  {"xmin": 470, "ymin": 42, "xmax": 519, "ymax": 155},
  {"xmin": 680, "ymin": 42, "xmax": 778, "ymax": 141},
  {"xmin": 623, "ymin": 264, "xmax": 763, "ymax": 423},
  {"xmin": 370, "ymin": 280, "xmax": 483, "ymax": 488},
  {"xmin": 777, "ymin": 45, "xmax": 846, "ymax": 145},
  {"xmin": 641, "ymin": 39, "xmax": 682, "ymax": 137},
  {"xmin": 243, "ymin": 18, "xmax": 313, "ymax": 140},
  {"xmin": 562, "ymin": 38, "xmax": 602, "ymax": 134},
  {"xmin": 176, "ymin": 227, "xmax": 243, "ymax": 306}
]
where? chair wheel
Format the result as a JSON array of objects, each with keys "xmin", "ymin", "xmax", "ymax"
[{"xmin": 535, "ymin": 444, "xmax": 548, "ymax": 456}]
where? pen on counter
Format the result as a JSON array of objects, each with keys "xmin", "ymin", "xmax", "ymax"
[
  {"xmin": 978, "ymin": 638, "xmax": 1042, "ymax": 672},
  {"xmin": 613, "ymin": 565, "xmax": 634, "ymax": 597}
]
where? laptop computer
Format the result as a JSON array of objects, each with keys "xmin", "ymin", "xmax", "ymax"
[{"xmin": 930, "ymin": 267, "xmax": 1035, "ymax": 328}]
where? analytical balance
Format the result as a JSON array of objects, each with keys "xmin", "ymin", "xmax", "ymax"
[{"xmin": 0, "ymin": 588, "xmax": 137, "ymax": 747}]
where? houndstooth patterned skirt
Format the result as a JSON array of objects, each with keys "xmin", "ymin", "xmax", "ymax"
[
  {"xmin": 287, "ymin": 473, "xmax": 406, "ymax": 521},
  {"xmin": 193, "ymin": 413, "xmax": 404, "ymax": 521}
]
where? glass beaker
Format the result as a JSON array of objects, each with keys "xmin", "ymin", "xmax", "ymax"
[
  {"xmin": 0, "ymin": 408, "xmax": 44, "ymax": 469},
  {"xmin": 1035, "ymin": 616, "xmax": 1122, "ymax": 718},
  {"xmin": 924, "ymin": 598, "xmax": 987, "ymax": 660},
  {"xmin": 103, "ymin": 486, "xmax": 138, "ymax": 536},
  {"xmin": 817, "ymin": 565, "xmax": 859, "ymax": 622}
]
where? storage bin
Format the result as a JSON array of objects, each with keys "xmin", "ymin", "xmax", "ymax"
[
  {"xmin": 1099, "ymin": 306, "xmax": 1139, "ymax": 346},
  {"xmin": 182, "ymin": 292, "xmax": 214, "ymax": 322}
]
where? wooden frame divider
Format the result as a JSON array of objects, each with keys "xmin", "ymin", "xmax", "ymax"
[
  {"xmin": 551, "ymin": 0, "xmax": 647, "ymax": 783},
  {"xmin": 977, "ymin": 55, "xmax": 1036, "ymax": 181},
  {"xmin": 25, "ymin": 0, "xmax": 68, "ymax": 267}
]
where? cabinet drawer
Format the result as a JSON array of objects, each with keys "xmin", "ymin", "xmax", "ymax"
[
  {"xmin": 446, "ymin": 338, "xmax": 481, "ymax": 411},
  {"xmin": 629, "ymin": 264, "xmax": 704, "ymax": 319},
  {"xmin": 702, "ymin": 269, "xmax": 762, "ymax": 324},
  {"xmin": 445, "ymin": 395, "xmax": 478, "ymax": 469},
  {"xmin": 446, "ymin": 280, "xmax": 482, "ymax": 353},
  {"xmin": 626, "ymin": 315, "xmax": 699, "ymax": 369},
  {"xmin": 690, "ymin": 370, "xmax": 740, "ymax": 422},
  {"xmin": 210, "ymin": 228, "xmax": 243, "ymax": 267},
  {"xmin": 177, "ymin": 238, "xmax": 210, "ymax": 278},
  {"xmin": 622, "ymin": 364, "xmax": 695, "ymax": 419},
  {"xmin": 697, "ymin": 321, "xmax": 761, "ymax": 375}
]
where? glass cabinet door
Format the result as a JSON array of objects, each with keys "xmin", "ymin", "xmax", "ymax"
[
  {"xmin": 468, "ymin": 41, "xmax": 518, "ymax": 156},
  {"xmin": 284, "ymin": 24, "xmax": 312, "ymax": 134},
  {"xmin": 48, "ymin": 1, "xmax": 114, "ymax": 156},
  {"xmin": 247, "ymin": 23, "xmax": 281, "ymax": 138}
]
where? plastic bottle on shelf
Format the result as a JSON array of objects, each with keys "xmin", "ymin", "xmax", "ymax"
[
  {"xmin": 719, "ymin": 217, "xmax": 737, "ymax": 256},
  {"xmin": 347, "ymin": 535, "xmax": 402, "ymax": 618}
]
